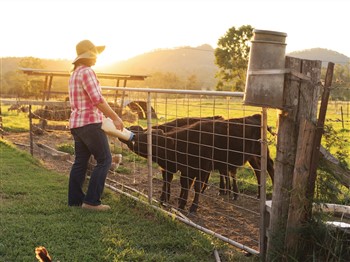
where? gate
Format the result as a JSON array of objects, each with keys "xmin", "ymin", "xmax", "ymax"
[{"xmin": 101, "ymin": 86, "xmax": 273, "ymax": 256}]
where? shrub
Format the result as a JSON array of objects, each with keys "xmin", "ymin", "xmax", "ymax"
[{"xmin": 57, "ymin": 143, "xmax": 74, "ymax": 155}]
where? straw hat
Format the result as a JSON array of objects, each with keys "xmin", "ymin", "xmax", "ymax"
[{"xmin": 72, "ymin": 40, "xmax": 105, "ymax": 63}]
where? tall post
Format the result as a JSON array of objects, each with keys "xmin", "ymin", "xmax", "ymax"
[
  {"xmin": 285, "ymin": 119, "xmax": 316, "ymax": 253},
  {"xmin": 306, "ymin": 62, "xmax": 334, "ymax": 210},
  {"xmin": 0, "ymin": 97, "xmax": 3, "ymax": 138},
  {"xmin": 266, "ymin": 57, "xmax": 321, "ymax": 260},
  {"xmin": 259, "ymin": 108, "xmax": 268, "ymax": 261},
  {"xmin": 29, "ymin": 105, "xmax": 34, "ymax": 156},
  {"xmin": 118, "ymin": 79, "xmax": 127, "ymax": 116},
  {"xmin": 146, "ymin": 92, "xmax": 153, "ymax": 204}
]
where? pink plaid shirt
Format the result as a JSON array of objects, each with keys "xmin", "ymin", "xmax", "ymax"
[{"xmin": 69, "ymin": 65, "xmax": 104, "ymax": 129}]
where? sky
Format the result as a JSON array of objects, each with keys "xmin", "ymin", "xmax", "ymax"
[{"xmin": 1, "ymin": 0, "xmax": 349, "ymax": 67}]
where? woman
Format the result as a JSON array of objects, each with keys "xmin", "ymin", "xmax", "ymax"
[{"xmin": 68, "ymin": 39, "xmax": 123, "ymax": 211}]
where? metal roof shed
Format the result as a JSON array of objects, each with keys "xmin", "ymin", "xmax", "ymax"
[{"xmin": 19, "ymin": 67, "xmax": 149, "ymax": 101}]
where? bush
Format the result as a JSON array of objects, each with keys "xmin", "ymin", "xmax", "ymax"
[{"xmin": 57, "ymin": 143, "xmax": 74, "ymax": 155}]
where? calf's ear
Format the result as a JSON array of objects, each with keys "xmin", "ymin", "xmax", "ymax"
[{"xmin": 153, "ymin": 129, "xmax": 165, "ymax": 136}]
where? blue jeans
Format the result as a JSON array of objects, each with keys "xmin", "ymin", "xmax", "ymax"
[{"xmin": 68, "ymin": 123, "xmax": 112, "ymax": 206}]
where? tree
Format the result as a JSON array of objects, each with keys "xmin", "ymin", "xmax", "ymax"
[
  {"xmin": 214, "ymin": 25, "xmax": 254, "ymax": 91},
  {"xmin": 144, "ymin": 71, "xmax": 184, "ymax": 90},
  {"xmin": 186, "ymin": 74, "xmax": 199, "ymax": 90},
  {"xmin": 18, "ymin": 56, "xmax": 45, "ymax": 69},
  {"xmin": 11, "ymin": 57, "xmax": 46, "ymax": 97},
  {"xmin": 322, "ymin": 63, "xmax": 350, "ymax": 100},
  {"xmin": 2, "ymin": 70, "xmax": 27, "ymax": 97}
]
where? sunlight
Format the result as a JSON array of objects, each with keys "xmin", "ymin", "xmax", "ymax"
[
  {"xmin": 0, "ymin": 0, "xmax": 350, "ymax": 59},
  {"xmin": 93, "ymin": 44, "xmax": 145, "ymax": 67},
  {"xmin": 95, "ymin": 54, "xmax": 117, "ymax": 68}
]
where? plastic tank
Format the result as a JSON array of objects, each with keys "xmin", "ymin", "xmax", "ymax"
[{"xmin": 244, "ymin": 29, "xmax": 287, "ymax": 109}]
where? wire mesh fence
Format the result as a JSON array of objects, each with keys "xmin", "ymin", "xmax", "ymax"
[
  {"xmin": 2, "ymin": 86, "xmax": 348, "ymax": 256},
  {"xmin": 92, "ymin": 87, "xmax": 276, "ymax": 254}
]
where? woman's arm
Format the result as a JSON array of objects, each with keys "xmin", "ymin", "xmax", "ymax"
[{"xmin": 96, "ymin": 97, "xmax": 124, "ymax": 130}]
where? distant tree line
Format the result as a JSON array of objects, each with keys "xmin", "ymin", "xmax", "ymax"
[{"xmin": 1, "ymin": 57, "xmax": 47, "ymax": 98}]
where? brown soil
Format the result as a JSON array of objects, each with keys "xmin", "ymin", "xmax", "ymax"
[{"xmin": 3, "ymin": 129, "xmax": 262, "ymax": 253}]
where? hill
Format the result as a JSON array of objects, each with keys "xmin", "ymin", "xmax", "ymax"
[
  {"xmin": 1, "ymin": 47, "xmax": 349, "ymax": 91},
  {"xmin": 98, "ymin": 44, "xmax": 218, "ymax": 89},
  {"xmin": 288, "ymin": 48, "xmax": 349, "ymax": 66},
  {"xmin": 0, "ymin": 57, "xmax": 72, "ymax": 74},
  {"xmin": 99, "ymin": 46, "xmax": 349, "ymax": 89}
]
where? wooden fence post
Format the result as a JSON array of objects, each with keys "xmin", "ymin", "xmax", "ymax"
[
  {"xmin": 285, "ymin": 119, "xmax": 316, "ymax": 252},
  {"xmin": 284, "ymin": 62, "xmax": 333, "ymax": 258},
  {"xmin": 307, "ymin": 62, "xmax": 334, "ymax": 200},
  {"xmin": 266, "ymin": 57, "xmax": 321, "ymax": 261}
]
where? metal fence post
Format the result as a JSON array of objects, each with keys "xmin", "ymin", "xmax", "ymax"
[{"xmin": 146, "ymin": 91, "xmax": 153, "ymax": 204}]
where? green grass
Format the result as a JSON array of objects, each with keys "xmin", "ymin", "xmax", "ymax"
[
  {"xmin": 56, "ymin": 143, "xmax": 75, "ymax": 155},
  {"xmin": 0, "ymin": 139, "xmax": 255, "ymax": 262},
  {"xmin": 1, "ymin": 109, "xmax": 31, "ymax": 132}
]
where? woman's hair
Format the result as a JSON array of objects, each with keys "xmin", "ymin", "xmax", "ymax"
[{"xmin": 72, "ymin": 58, "xmax": 96, "ymax": 71}]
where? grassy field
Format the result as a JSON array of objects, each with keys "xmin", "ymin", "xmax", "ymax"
[{"xmin": 0, "ymin": 140, "xmax": 257, "ymax": 261}]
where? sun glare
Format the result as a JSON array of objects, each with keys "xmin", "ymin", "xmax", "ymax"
[
  {"xmin": 0, "ymin": 0, "xmax": 349, "ymax": 61},
  {"xmin": 95, "ymin": 55, "xmax": 116, "ymax": 68}
]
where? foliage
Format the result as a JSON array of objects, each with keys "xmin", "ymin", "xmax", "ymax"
[
  {"xmin": 316, "ymin": 123, "xmax": 350, "ymax": 204},
  {"xmin": 214, "ymin": 25, "xmax": 254, "ymax": 92},
  {"xmin": 144, "ymin": 71, "xmax": 184, "ymax": 90},
  {"xmin": 2, "ymin": 70, "xmax": 27, "ymax": 97},
  {"xmin": 333, "ymin": 63, "xmax": 350, "ymax": 83},
  {"xmin": 18, "ymin": 56, "xmax": 45, "ymax": 69},
  {"xmin": 330, "ymin": 84, "xmax": 350, "ymax": 101},
  {"xmin": 57, "ymin": 143, "xmax": 74, "ymax": 155},
  {"xmin": 298, "ymin": 216, "xmax": 350, "ymax": 261},
  {"xmin": 322, "ymin": 124, "xmax": 349, "ymax": 167},
  {"xmin": 186, "ymin": 74, "xmax": 201, "ymax": 90},
  {"xmin": 2, "ymin": 57, "xmax": 46, "ymax": 98},
  {"xmin": 319, "ymin": 63, "xmax": 350, "ymax": 101},
  {"xmin": 267, "ymin": 214, "xmax": 350, "ymax": 261},
  {"xmin": 115, "ymin": 165, "xmax": 132, "ymax": 174}
]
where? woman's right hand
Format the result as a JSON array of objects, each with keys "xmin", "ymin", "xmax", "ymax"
[{"xmin": 112, "ymin": 116, "xmax": 124, "ymax": 130}]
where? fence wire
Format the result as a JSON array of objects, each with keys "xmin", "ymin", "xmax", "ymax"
[
  {"xmin": 92, "ymin": 87, "xmax": 275, "ymax": 254},
  {"xmin": 2, "ymin": 86, "xmax": 349, "ymax": 257}
]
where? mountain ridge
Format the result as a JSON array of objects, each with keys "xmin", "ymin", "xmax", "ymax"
[
  {"xmin": 287, "ymin": 48, "xmax": 349, "ymax": 66},
  {"xmin": 1, "ymin": 46, "xmax": 348, "ymax": 90},
  {"xmin": 97, "ymin": 46, "xmax": 349, "ymax": 89}
]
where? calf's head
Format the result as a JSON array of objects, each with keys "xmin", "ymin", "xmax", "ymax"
[{"xmin": 120, "ymin": 128, "xmax": 174, "ymax": 161}]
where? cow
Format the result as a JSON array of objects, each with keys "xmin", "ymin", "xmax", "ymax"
[
  {"xmin": 129, "ymin": 115, "xmax": 224, "ymax": 134},
  {"xmin": 128, "ymin": 116, "xmax": 224, "ymax": 203},
  {"xmin": 206, "ymin": 114, "xmax": 275, "ymax": 200},
  {"xmin": 130, "ymin": 115, "xmax": 274, "ymax": 200},
  {"xmin": 123, "ymin": 124, "xmax": 214, "ymax": 213},
  {"xmin": 121, "ymin": 114, "xmax": 274, "ymax": 213},
  {"xmin": 151, "ymin": 116, "xmax": 224, "ymax": 133}
]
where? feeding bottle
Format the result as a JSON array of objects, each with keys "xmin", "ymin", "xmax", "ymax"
[{"xmin": 101, "ymin": 117, "xmax": 134, "ymax": 141}]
